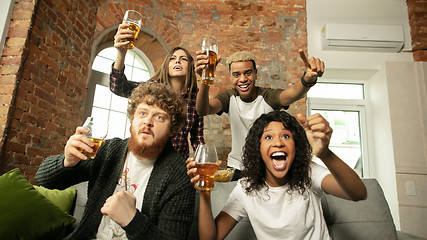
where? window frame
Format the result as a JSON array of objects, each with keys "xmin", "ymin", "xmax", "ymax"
[
  {"xmin": 307, "ymin": 79, "xmax": 371, "ymax": 177},
  {"xmin": 85, "ymin": 44, "xmax": 154, "ymax": 139}
]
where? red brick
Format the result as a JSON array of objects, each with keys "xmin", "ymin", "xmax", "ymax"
[
  {"xmin": 5, "ymin": 37, "xmax": 26, "ymax": 47},
  {"xmin": 413, "ymin": 50, "xmax": 427, "ymax": 61},
  {"xmin": 6, "ymin": 141, "xmax": 26, "ymax": 153},
  {"xmin": 1, "ymin": 56, "xmax": 22, "ymax": 65},
  {"xmin": 27, "ymin": 146, "xmax": 47, "ymax": 158},
  {"xmin": 11, "ymin": 10, "xmax": 33, "ymax": 21},
  {"xmin": 2, "ymin": 47, "xmax": 24, "ymax": 56},
  {"xmin": 14, "ymin": 1, "xmax": 36, "ymax": 12},
  {"xmin": 0, "ymin": 85, "xmax": 15, "ymax": 94},
  {"xmin": 0, "ymin": 75, "xmax": 17, "ymax": 85},
  {"xmin": 7, "ymin": 28, "xmax": 28, "ymax": 38},
  {"xmin": 0, "ymin": 94, "xmax": 12, "ymax": 105},
  {"xmin": 0, "ymin": 106, "xmax": 10, "ymax": 115},
  {"xmin": 17, "ymin": 132, "xmax": 31, "ymax": 145},
  {"xmin": 9, "ymin": 20, "xmax": 31, "ymax": 29}
]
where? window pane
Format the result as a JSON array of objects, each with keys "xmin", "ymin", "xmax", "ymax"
[
  {"xmin": 90, "ymin": 107, "xmax": 110, "ymax": 139},
  {"xmin": 110, "ymin": 93, "xmax": 128, "ymax": 112},
  {"xmin": 124, "ymin": 50, "xmax": 135, "ymax": 66},
  {"xmin": 92, "ymin": 57, "xmax": 114, "ymax": 75},
  {"xmin": 108, "ymin": 111, "xmax": 129, "ymax": 139},
  {"xmin": 124, "ymin": 66, "xmax": 133, "ymax": 82},
  {"xmin": 308, "ymin": 83, "xmax": 364, "ymax": 99},
  {"xmin": 93, "ymin": 84, "xmax": 111, "ymax": 109},
  {"xmin": 124, "ymin": 125, "xmax": 131, "ymax": 138},
  {"xmin": 311, "ymin": 109, "xmax": 363, "ymax": 177},
  {"xmin": 98, "ymin": 47, "xmax": 117, "ymax": 60},
  {"xmin": 132, "ymin": 68, "xmax": 150, "ymax": 82},
  {"xmin": 90, "ymin": 47, "xmax": 152, "ymax": 141},
  {"xmin": 133, "ymin": 56, "xmax": 148, "ymax": 70}
]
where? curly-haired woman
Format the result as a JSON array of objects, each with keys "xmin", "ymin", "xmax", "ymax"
[{"xmin": 187, "ymin": 111, "xmax": 367, "ymax": 240}]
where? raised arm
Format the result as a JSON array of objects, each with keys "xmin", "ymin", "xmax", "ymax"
[
  {"xmin": 189, "ymin": 110, "xmax": 206, "ymax": 151},
  {"xmin": 279, "ymin": 50, "xmax": 325, "ymax": 106},
  {"xmin": 113, "ymin": 23, "xmax": 132, "ymax": 70},
  {"xmin": 195, "ymin": 50, "xmax": 223, "ymax": 116},
  {"xmin": 109, "ymin": 23, "xmax": 141, "ymax": 98},
  {"xmin": 196, "ymin": 84, "xmax": 223, "ymax": 116},
  {"xmin": 296, "ymin": 113, "xmax": 367, "ymax": 201}
]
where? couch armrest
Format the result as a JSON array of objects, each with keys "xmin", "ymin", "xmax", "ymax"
[
  {"xmin": 322, "ymin": 178, "xmax": 398, "ymax": 240},
  {"xmin": 397, "ymin": 231, "xmax": 427, "ymax": 240},
  {"xmin": 68, "ymin": 181, "xmax": 88, "ymax": 230}
]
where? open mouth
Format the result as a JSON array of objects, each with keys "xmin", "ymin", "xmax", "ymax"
[
  {"xmin": 270, "ymin": 151, "xmax": 287, "ymax": 170},
  {"xmin": 173, "ymin": 65, "xmax": 182, "ymax": 70},
  {"xmin": 237, "ymin": 84, "xmax": 250, "ymax": 92}
]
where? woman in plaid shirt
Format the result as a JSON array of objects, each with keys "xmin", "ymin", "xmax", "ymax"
[{"xmin": 109, "ymin": 23, "xmax": 204, "ymax": 159}]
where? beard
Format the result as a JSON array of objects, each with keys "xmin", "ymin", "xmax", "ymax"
[{"xmin": 127, "ymin": 126, "xmax": 169, "ymax": 160}]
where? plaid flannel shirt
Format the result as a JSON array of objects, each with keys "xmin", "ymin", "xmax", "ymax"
[{"xmin": 110, "ymin": 64, "xmax": 205, "ymax": 159}]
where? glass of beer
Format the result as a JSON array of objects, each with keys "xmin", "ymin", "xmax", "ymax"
[
  {"xmin": 194, "ymin": 144, "xmax": 219, "ymax": 191},
  {"xmin": 122, "ymin": 10, "xmax": 142, "ymax": 49},
  {"xmin": 81, "ymin": 117, "xmax": 108, "ymax": 159},
  {"xmin": 201, "ymin": 37, "xmax": 218, "ymax": 86}
]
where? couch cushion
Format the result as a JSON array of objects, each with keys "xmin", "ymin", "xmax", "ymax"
[
  {"xmin": 321, "ymin": 178, "xmax": 398, "ymax": 240},
  {"xmin": 34, "ymin": 185, "xmax": 76, "ymax": 213},
  {"xmin": 0, "ymin": 168, "xmax": 76, "ymax": 240}
]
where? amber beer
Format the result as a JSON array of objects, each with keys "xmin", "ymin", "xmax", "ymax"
[
  {"xmin": 202, "ymin": 50, "xmax": 218, "ymax": 86},
  {"xmin": 122, "ymin": 10, "xmax": 142, "ymax": 49},
  {"xmin": 195, "ymin": 163, "xmax": 219, "ymax": 191},
  {"xmin": 81, "ymin": 137, "xmax": 103, "ymax": 159},
  {"xmin": 123, "ymin": 22, "xmax": 140, "ymax": 49}
]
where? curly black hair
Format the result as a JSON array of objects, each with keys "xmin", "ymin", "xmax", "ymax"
[{"xmin": 241, "ymin": 110, "xmax": 313, "ymax": 195}]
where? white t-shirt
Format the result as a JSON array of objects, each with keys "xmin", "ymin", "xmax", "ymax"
[
  {"xmin": 95, "ymin": 152, "xmax": 155, "ymax": 239},
  {"xmin": 215, "ymin": 87, "xmax": 285, "ymax": 170},
  {"xmin": 222, "ymin": 162, "xmax": 331, "ymax": 240}
]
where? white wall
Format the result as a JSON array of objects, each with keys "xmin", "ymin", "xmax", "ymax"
[
  {"xmin": 306, "ymin": 0, "xmax": 414, "ymax": 230},
  {"xmin": 0, "ymin": 0, "xmax": 14, "ymax": 55}
]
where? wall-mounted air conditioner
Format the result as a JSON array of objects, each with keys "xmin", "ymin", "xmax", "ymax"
[{"xmin": 321, "ymin": 23, "xmax": 404, "ymax": 52}]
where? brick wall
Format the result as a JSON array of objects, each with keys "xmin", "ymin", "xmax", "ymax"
[
  {"xmin": 2, "ymin": 0, "xmax": 423, "ymax": 183},
  {"xmin": 0, "ymin": 0, "xmax": 100, "ymax": 183},
  {"xmin": 94, "ymin": 0, "xmax": 183, "ymax": 70},
  {"xmin": 407, "ymin": 0, "xmax": 427, "ymax": 61},
  {"xmin": 178, "ymin": 0, "xmax": 308, "ymax": 161},
  {"xmin": 0, "ymin": 0, "xmax": 38, "ymax": 180},
  {"xmin": 0, "ymin": 0, "xmax": 309, "ymax": 182}
]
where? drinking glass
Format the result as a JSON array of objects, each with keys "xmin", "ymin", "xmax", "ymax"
[
  {"xmin": 194, "ymin": 144, "xmax": 219, "ymax": 191},
  {"xmin": 201, "ymin": 37, "xmax": 218, "ymax": 86},
  {"xmin": 81, "ymin": 117, "xmax": 108, "ymax": 159},
  {"xmin": 122, "ymin": 10, "xmax": 142, "ymax": 49}
]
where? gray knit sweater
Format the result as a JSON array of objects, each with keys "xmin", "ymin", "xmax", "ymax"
[{"xmin": 35, "ymin": 138, "xmax": 196, "ymax": 240}]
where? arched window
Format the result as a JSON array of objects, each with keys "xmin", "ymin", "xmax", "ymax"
[
  {"xmin": 86, "ymin": 46, "xmax": 154, "ymax": 139},
  {"xmin": 92, "ymin": 47, "xmax": 153, "ymax": 82}
]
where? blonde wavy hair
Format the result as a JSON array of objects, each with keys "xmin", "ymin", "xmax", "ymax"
[{"xmin": 226, "ymin": 51, "xmax": 257, "ymax": 72}]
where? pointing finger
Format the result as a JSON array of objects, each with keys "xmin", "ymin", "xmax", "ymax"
[{"xmin": 298, "ymin": 49, "xmax": 311, "ymax": 68}]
